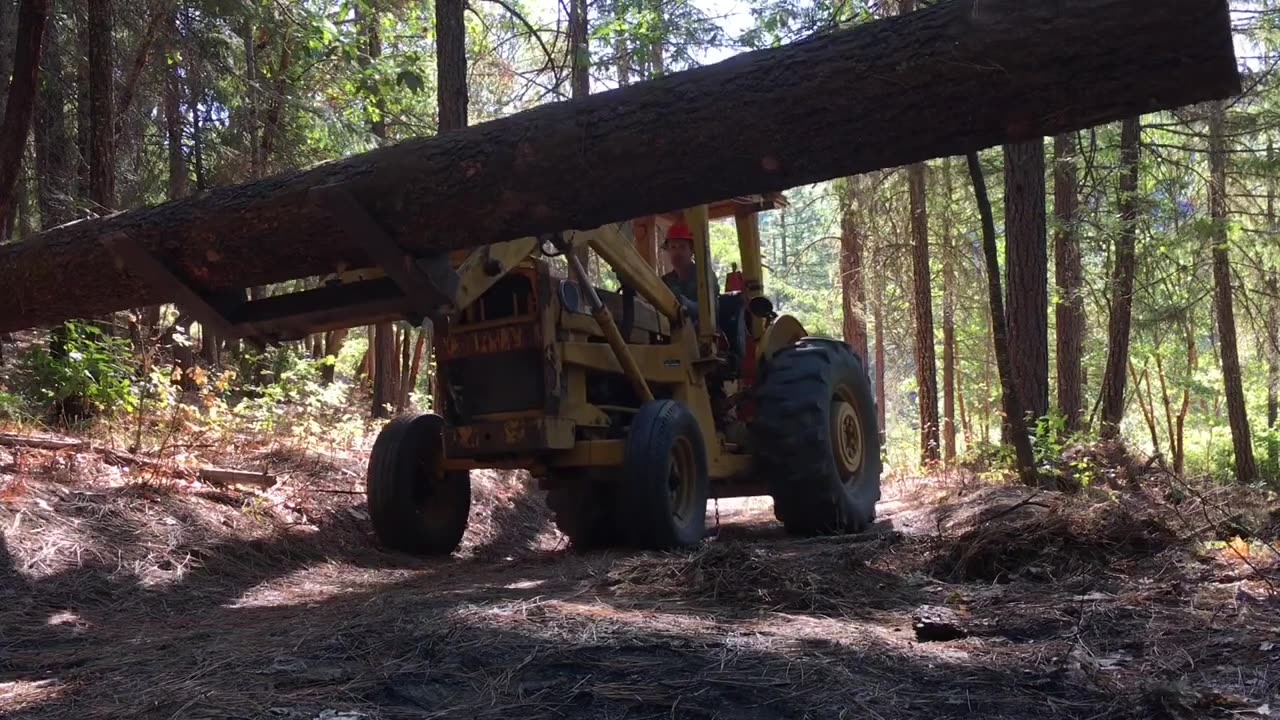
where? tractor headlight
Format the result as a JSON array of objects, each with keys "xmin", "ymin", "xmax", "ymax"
[{"xmin": 558, "ymin": 280, "xmax": 582, "ymax": 314}]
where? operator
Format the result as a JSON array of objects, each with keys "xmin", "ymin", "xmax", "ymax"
[{"xmin": 661, "ymin": 220, "xmax": 717, "ymax": 324}]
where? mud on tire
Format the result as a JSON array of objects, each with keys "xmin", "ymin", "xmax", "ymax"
[{"xmin": 752, "ymin": 338, "xmax": 881, "ymax": 535}]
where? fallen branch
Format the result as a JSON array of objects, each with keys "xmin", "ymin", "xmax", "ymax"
[
  {"xmin": 0, "ymin": 433, "xmax": 84, "ymax": 451},
  {"xmin": 198, "ymin": 467, "xmax": 276, "ymax": 490},
  {"xmin": 0, "ymin": 432, "xmax": 183, "ymax": 475}
]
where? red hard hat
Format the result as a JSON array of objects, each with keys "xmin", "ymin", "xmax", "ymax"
[{"xmin": 664, "ymin": 221, "xmax": 694, "ymax": 244}]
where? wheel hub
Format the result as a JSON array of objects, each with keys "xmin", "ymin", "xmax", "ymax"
[
  {"xmin": 830, "ymin": 399, "xmax": 864, "ymax": 479},
  {"xmin": 668, "ymin": 436, "xmax": 697, "ymax": 524}
]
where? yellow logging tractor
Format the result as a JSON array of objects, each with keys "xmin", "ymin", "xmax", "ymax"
[{"xmin": 365, "ymin": 195, "xmax": 881, "ymax": 553}]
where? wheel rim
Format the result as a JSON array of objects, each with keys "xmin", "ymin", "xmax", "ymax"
[
  {"xmin": 667, "ymin": 436, "xmax": 699, "ymax": 526},
  {"xmin": 831, "ymin": 390, "xmax": 865, "ymax": 482},
  {"xmin": 412, "ymin": 450, "xmax": 452, "ymax": 521}
]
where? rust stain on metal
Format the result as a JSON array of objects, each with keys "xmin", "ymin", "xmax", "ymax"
[
  {"xmin": 504, "ymin": 420, "xmax": 527, "ymax": 445},
  {"xmin": 440, "ymin": 322, "xmax": 540, "ymax": 359}
]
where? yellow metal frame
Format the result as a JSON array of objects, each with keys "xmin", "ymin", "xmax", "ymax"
[
  {"xmin": 451, "ymin": 236, "xmax": 540, "ymax": 312},
  {"xmin": 683, "ymin": 204, "xmax": 717, "ymax": 348},
  {"xmin": 435, "ymin": 195, "xmax": 798, "ymax": 487}
]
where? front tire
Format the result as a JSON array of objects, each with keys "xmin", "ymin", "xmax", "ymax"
[
  {"xmin": 621, "ymin": 400, "xmax": 709, "ymax": 549},
  {"xmin": 753, "ymin": 338, "xmax": 881, "ymax": 535},
  {"xmin": 367, "ymin": 414, "xmax": 471, "ymax": 555}
]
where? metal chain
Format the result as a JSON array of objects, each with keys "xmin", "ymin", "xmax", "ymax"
[{"xmin": 713, "ymin": 497, "xmax": 721, "ymax": 533}]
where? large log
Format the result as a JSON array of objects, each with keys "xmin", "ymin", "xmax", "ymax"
[{"xmin": 0, "ymin": 0, "xmax": 1238, "ymax": 332}]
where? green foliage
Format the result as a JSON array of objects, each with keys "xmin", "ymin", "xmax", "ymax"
[
  {"xmin": 0, "ymin": 390, "xmax": 25, "ymax": 421},
  {"xmin": 229, "ymin": 348, "xmax": 352, "ymax": 436},
  {"xmin": 1256, "ymin": 424, "xmax": 1280, "ymax": 486},
  {"xmin": 16, "ymin": 324, "xmax": 138, "ymax": 419}
]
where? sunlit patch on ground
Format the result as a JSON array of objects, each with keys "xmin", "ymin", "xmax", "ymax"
[{"xmin": 1, "ymin": 442, "xmax": 1277, "ymax": 719}]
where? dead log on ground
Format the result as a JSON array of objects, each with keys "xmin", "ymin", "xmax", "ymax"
[{"xmin": 198, "ymin": 467, "xmax": 277, "ymax": 490}]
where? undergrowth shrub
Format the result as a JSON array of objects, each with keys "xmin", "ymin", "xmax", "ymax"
[{"xmin": 16, "ymin": 322, "xmax": 137, "ymax": 422}]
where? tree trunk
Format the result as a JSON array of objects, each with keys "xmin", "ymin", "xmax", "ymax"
[
  {"xmin": 956, "ymin": 352, "xmax": 972, "ymax": 446},
  {"xmin": 72, "ymin": 1, "xmax": 89, "ymax": 201},
  {"xmin": 941, "ymin": 157, "xmax": 957, "ymax": 464},
  {"xmin": 613, "ymin": 0, "xmax": 630, "ymax": 86},
  {"xmin": 1175, "ymin": 321, "xmax": 1195, "ymax": 476},
  {"xmin": 839, "ymin": 178, "xmax": 868, "ymax": 360},
  {"xmin": 1155, "ymin": 352, "xmax": 1178, "ymax": 465},
  {"xmin": 164, "ymin": 9, "xmax": 187, "ymax": 200},
  {"xmin": 0, "ymin": 0, "xmax": 1241, "ymax": 332},
  {"xmin": 1099, "ymin": 117, "xmax": 1141, "ymax": 439},
  {"xmin": 34, "ymin": 0, "xmax": 71, "ymax": 229},
  {"xmin": 968, "ymin": 151, "xmax": 1038, "ymax": 486},
  {"xmin": 321, "ymin": 328, "xmax": 348, "ymax": 383},
  {"xmin": 1128, "ymin": 360, "xmax": 1160, "ymax": 456},
  {"xmin": 259, "ymin": 30, "xmax": 291, "ymax": 165},
  {"xmin": 1208, "ymin": 101, "xmax": 1257, "ymax": 483},
  {"xmin": 86, "ymin": 0, "xmax": 114, "ymax": 212},
  {"xmin": 360, "ymin": 5, "xmax": 399, "ymax": 413},
  {"xmin": 0, "ymin": 0, "xmax": 49, "ymax": 236},
  {"xmin": 1003, "ymin": 139, "xmax": 1048, "ymax": 424},
  {"xmin": 873, "ymin": 273, "xmax": 887, "ymax": 441},
  {"xmin": 647, "ymin": 0, "xmax": 663, "ymax": 79},
  {"xmin": 201, "ymin": 328, "xmax": 219, "ymax": 365},
  {"xmin": 436, "ymin": 0, "xmax": 467, "ymax": 133},
  {"xmin": 357, "ymin": 328, "xmax": 372, "ymax": 383},
  {"xmin": 909, "ymin": 161, "xmax": 940, "ymax": 466},
  {"xmin": 1053, "ymin": 132, "xmax": 1084, "ymax": 431},
  {"xmin": 241, "ymin": 19, "xmax": 261, "ymax": 177},
  {"xmin": 905, "ymin": 0, "xmax": 931, "ymax": 464},
  {"xmin": 0, "ymin": 0, "xmax": 17, "ymax": 119},
  {"xmin": 371, "ymin": 322, "xmax": 396, "ymax": 417},
  {"xmin": 982, "ymin": 334, "xmax": 993, "ymax": 445},
  {"xmin": 397, "ymin": 327, "xmax": 412, "ymax": 411},
  {"xmin": 405, "ymin": 327, "xmax": 427, "ymax": 408},
  {"xmin": 1267, "ymin": 143, "xmax": 1279, "ymax": 472},
  {"xmin": 569, "ymin": 0, "xmax": 589, "ymax": 98},
  {"xmin": 567, "ymin": 0, "xmax": 591, "ymax": 265},
  {"xmin": 113, "ymin": 6, "xmax": 164, "ymax": 137}
]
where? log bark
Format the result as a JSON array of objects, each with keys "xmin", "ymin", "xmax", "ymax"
[{"xmin": 0, "ymin": 0, "xmax": 1239, "ymax": 332}]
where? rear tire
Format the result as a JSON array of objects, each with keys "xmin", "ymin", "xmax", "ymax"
[
  {"xmin": 367, "ymin": 414, "xmax": 471, "ymax": 555},
  {"xmin": 545, "ymin": 475, "xmax": 624, "ymax": 551},
  {"xmin": 622, "ymin": 400, "xmax": 709, "ymax": 549},
  {"xmin": 753, "ymin": 338, "xmax": 881, "ymax": 535}
]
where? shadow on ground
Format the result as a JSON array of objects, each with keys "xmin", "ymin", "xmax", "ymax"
[{"xmin": 2, "ymin": 476, "xmax": 1276, "ymax": 720}]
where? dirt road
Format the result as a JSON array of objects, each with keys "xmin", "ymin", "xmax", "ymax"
[{"xmin": 1, "ymin": 446, "xmax": 1276, "ymax": 719}]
